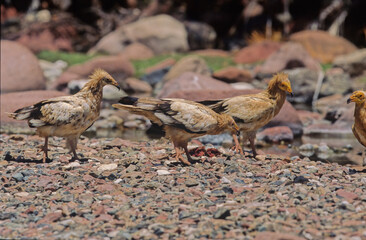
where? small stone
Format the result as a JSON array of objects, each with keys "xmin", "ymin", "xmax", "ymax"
[
  {"xmin": 221, "ymin": 177, "xmax": 231, "ymax": 184},
  {"xmin": 98, "ymin": 163, "xmax": 118, "ymax": 172},
  {"xmin": 63, "ymin": 162, "xmax": 81, "ymax": 170},
  {"xmin": 12, "ymin": 172, "xmax": 24, "ymax": 182},
  {"xmin": 157, "ymin": 170, "xmax": 171, "ymax": 175},
  {"xmin": 213, "ymin": 208, "xmax": 231, "ymax": 219},
  {"xmin": 185, "ymin": 179, "xmax": 199, "ymax": 187},
  {"xmin": 15, "ymin": 192, "xmax": 29, "ymax": 197}
]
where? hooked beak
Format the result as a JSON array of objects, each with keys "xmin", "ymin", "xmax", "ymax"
[
  {"xmin": 347, "ymin": 98, "xmax": 352, "ymax": 104},
  {"xmin": 290, "ymin": 92, "xmax": 294, "ymax": 97}
]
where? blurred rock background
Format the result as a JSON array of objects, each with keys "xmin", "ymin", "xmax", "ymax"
[{"xmin": 1, "ymin": 0, "xmax": 365, "ymax": 164}]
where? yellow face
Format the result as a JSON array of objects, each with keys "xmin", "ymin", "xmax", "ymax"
[
  {"xmin": 347, "ymin": 91, "xmax": 366, "ymax": 104},
  {"xmin": 278, "ymin": 78, "xmax": 292, "ymax": 94},
  {"xmin": 227, "ymin": 117, "xmax": 240, "ymax": 135},
  {"xmin": 102, "ymin": 75, "xmax": 120, "ymax": 90}
]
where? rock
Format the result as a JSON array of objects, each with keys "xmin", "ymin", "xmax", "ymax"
[
  {"xmin": 333, "ymin": 49, "xmax": 366, "ymax": 77},
  {"xmin": 213, "ymin": 67, "xmax": 253, "ymax": 83},
  {"xmin": 234, "ymin": 41, "xmax": 282, "ymax": 64},
  {"xmin": 1, "ymin": 40, "xmax": 45, "ymax": 93},
  {"xmin": 184, "ymin": 21, "xmax": 216, "ymax": 50},
  {"xmin": 213, "ymin": 208, "xmax": 231, "ymax": 219},
  {"xmin": 163, "ymin": 56, "xmax": 211, "ymax": 82},
  {"xmin": 290, "ymin": 30, "xmax": 357, "ymax": 63},
  {"xmin": 17, "ymin": 27, "xmax": 73, "ymax": 53},
  {"xmin": 98, "ymin": 163, "xmax": 118, "ymax": 172},
  {"xmin": 254, "ymin": 231, "xmax": 306, "ymax": 240},
  {"xmin": 122, "ymin": 43, "xmax": 155, "ymax": 60},
  {"xmin": 336, "ymin": 189, "xmax": 358, "ymax": 202},
  {"xmin": 123, "ymin": 77, "xmax": 152, "ymax": 94},
  {"xmin": 90, "ymin": 14, "xmax": 188, "ymax": 55},
  {"xmin": 320, "ymin": 70, "xmax": 351, "ymax": 97},
  {"xmin": 12, "ymin": 172, "xmax": 24, "ymax": 182},
  {"xmin": 185, "ymin": 179, "xmax": 199, "ymax": 187},
  {"xmin": 284, "ymin": 68, "xmax": 319, "ymax": 104},
  {"xmin": 1, "ymin": 90, "xmax": 66, "ymax": 124},
  {"xmin": 55, "ymin": 55, "xmax": 134, "ymax": 89},
  {"xmin": 63, "ymin": 162, "xmax": 81, "ymax": 170},
  {"xmin": 257, "ymin": 126, "xmax": 294, "ymax": 143},
  {"xmin": 14, "ymin": 192, "xmax": 30, "ymax": 198},
  {"xmin": 37, "ymin": 211, "xmax": 63, "ymax": 224},
  {"xmin": 158, "ymin": 72, "xmax": 233, "ymax": 98},
  {"xmin": 157, "ymin": 170, "xmax": 171, "ymax": 176},
  {"xmin": 258, "ymin": 42, "xmax": 321, "ymax": 75}
]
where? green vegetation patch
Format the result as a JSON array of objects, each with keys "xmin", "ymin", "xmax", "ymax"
[
  {"xmin": 132, "ymin": 53, "xmax": 235, "ymax": 78},
  {"xmin": 37, "ymin": 50, "xmax": 102, "ymax": 66}
]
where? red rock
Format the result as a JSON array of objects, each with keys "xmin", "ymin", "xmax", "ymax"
[
  {"xmin": 158, "ymin": 72, "xmax": 233, "ymax": 98},
  {"xmin": 213, "ymin": 67, "xmax": 253, "ymax": 83},
  {"xmin": 254, "ymin": 232, "xmax": 306, "ymax": 240},
  {"xmin": 1, "ymin": 90, "xmax": 66, "ymax": 124},
  {"xmin": 17, "ymin": 28, "xmax": 73, "ymax": 53},
  {"xmin": 297, "ymin": 110, "xmax": 322, "ymax": 125},
  {"xmin": 1, "ymin": 40, "xmax": 45, "ymax": 93},
  {"xmin": 54, "ymin": 55, "xmax": 134, "ymax": 89},
  {"xmin": 37, "ymin": 211, "xmax": 63, "ymax": 224},
  {"xmin": 124, "ymin": 77, "xmax": 152, "ymax": 93},
  {"xmin": 122, "ymin": 43, "xmax": 154, "ymax": 60},
  {"xmin": 163, "ymin": 56, "xmax": 211, "ymax": 82},
  {"xmin": 290, "ymin": 30, "xmax": 357, "ymax": 63},
  {"xmin": 234, "ymin": 41, "xmax": 282, "ymax": 64},
  {"xmin": 257, "ymin": 126, "xmax": 294, "ymax": 143},
  {"xmin": 96, "ymin": 184, "xmax": 116, "ymax": 192},
  {"xmin": 336, "ymin": 189, "xmax": 358, "ymax": 201},
  {"xmin": 258, "ymin": 42, "xmax": 321, "ymax": 74}
]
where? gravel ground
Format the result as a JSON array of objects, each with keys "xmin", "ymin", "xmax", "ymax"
[{"xmin": 0, "ymin": 133, "xmax": 366, "ymax": 240}]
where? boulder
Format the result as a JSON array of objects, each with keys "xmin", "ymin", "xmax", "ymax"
[
  {"xmin": 258, "ymin": 42, "xmax": 321, "ymax": 75},
  {"xmin": 234, "ymin": 41, "xmax": 282, "ymax": 64},
  {"xmin": 90, "ymin": 14, "xmax": 189, "ymax": 55},
  {"xmin": 333, "ymin": 48, "xmax": 366, "ymax": 76},
  {"xmin": 285, "ymin": 68, "xmax": 319, "ymax": 104},
  {"xmin": 257, "ymin": 126, "xmax": 294, "ymax": 143},
  {"xmin": 17, "ymin": 28, "xmax": 73, "ymax": 53},
  {"xmin": 122, "ymin": 43, "xmax": 154, "ymax": 60},
  {"xmin": 320, "ymin": 68, "xmax": 351, "ymax": 97},
  {"xmin": 184, "ymin": 21, "xmax": 216, "ymax": 50},
  {"xmin": 1, "ymin": 90, "xmax": 66, "ymax": 124},
  {"xmin": 144, "ymin": 58, "xmax": 176, "ymax": 74},
  {"xmin": 54, "ymin": 55, "xmax": 134, "ymax": 90},
  {"xmin": 124, "ymin": 77, "xmax": 153, "ymax": 94},
  {"xmin": 158, "ymin": 72, "xmax": 233, "ymax": 98},
  {"xmin": 290, "ymin": 30, "xmax": 357, "ymax": 63},
  {"xmin": 165, "ymin": 89, "xmax": 302, "ymax": 135},
  {"xmin": 213, "ymin": 67, "xmax": 253, "ymax": 83},
  {"xmin": 163, "ymin": 55, "xmax": 211, "ymax": 82},
  {"xmin": 1, "ymin": 40, "xmax": 46, "ymax": 93}
]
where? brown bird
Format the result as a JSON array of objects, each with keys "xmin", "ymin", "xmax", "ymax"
[
  {"xmin": 113, "ymin": 96, "xmax": 240, "ymax": 165},
  {"xmin": 347, "ymin": 90, "xmax": 366, "ymax": 166},
  {"xmin": 200, "ymin": 72, "xmax": 292, "ymax": 157},
  {"xmin": 8, "ymin": 68, "xmax": 120, "ymax": 162}
]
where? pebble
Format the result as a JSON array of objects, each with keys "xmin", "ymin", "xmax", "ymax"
[
  {"xmin": 0, "ymin": 133, "xmax": 365, "ymax": 240},
  {"xmin": 97, "ymin": 163, "xmax": 118, "ymax": 172},
  {"xmin": 157, "ymin": 170, "xmax": 171, "ymax": 175}
]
